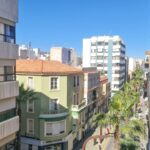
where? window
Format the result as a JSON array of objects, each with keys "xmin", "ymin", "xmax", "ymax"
[
  {"xmin": 27, "ymin": 100, "xmax": 34, "ymax": 113},
  {"xmin": 68, "ymin": 50, "xmax": 71, "ymax": 62},
  {"xmin": 73, "ymin": 76, "xmax": 76, "ymax": 87},
  {"xmin": 145, "ymin": 64, "xmax": 149, "ymax": 69},
  {"xmin": 28, "ymin": 145, "xmax": 32, "ymax": 150},
  {"xmin": 76, "ymin": 93, "xmax": 79, "ymax": 105},
  {"xmin": 45, "ymin": 123, "xmax": 52, "ymax": 136},
  {"xmin": 0, "ymin": 66, "xmax": 15, "ymax": 82},
  {"xmin": 5, "ymin": 24, "xmax": 15, "ymax": 43},
  {"xmin": 27, "ymin": 119, "xmax": 34, "ymax": 135},
  {"xmin": 73, "ymin": 94, "xmax": 76, "ymax": 105},
  {"xmin": 77, "ymin": 76, "xmax": 79, "ymax": 86},
  {"xmin": 91, "ymin": 42, "xmax": 96, "ymax": 46},
  {"xmin": 50, "ymin": 77, "xmax": 59, "ymax": 90},
  {"xmin": 73, "ymin": 76, "xmax": 80, "ymax": 87},
  {"xmin": 0, "ymin": 23, "xmax": 15, "ymax": 43},
  {"xmin": 73, "ymin": 93, "xmax": 79, "ymax": 105},
  {"xmin": 28, "ymin": 77, "xmax": 33, "ymax": 89},
  {"xmin": 45, "ymin": 120, "xmax": 66, "ymax": 136},
  {"xmin": 49, "ymin": 99, "xmax": 59, "ymax": 112}
]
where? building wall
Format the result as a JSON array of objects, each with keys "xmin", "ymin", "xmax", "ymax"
[
  {"xmin": 83, "ymin": 68, "xmax": 100, "ymax": 131},
  {"xmin": 83, "ymin": 36, "xmax": 126, "ymax": 95},
  {"xmin": 50, "ymin": 47, "xmax": 79, "ymax": 66},
  {"xmin": 83, "ymin": 39, "xmax": 91, "ymax": 67},
  {"xmin": 17, "ymin": 73, "xmax": 84, "ymax": 148},
  {"xmin": 50, "ymin": 47, "xmax": 62, "ymax": 62},
  {"xmin": 0, "ymin": 0, "xmax": 19, "ymax": 148},
  {"xmin": 0, "ymin": 0, "xmax": 18, "ymax": 22}
]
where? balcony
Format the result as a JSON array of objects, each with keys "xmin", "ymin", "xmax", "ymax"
[
  {"xmin": 71, "ymin": 99, "xmax": 86, "ymax": 112},
  {"xmin": 0, "ymin": 81, "xmax": 19, "ymax": 100},
  {"xmin": 0, "ymin": 41, "xmax": 18, "ymax": 59},
  {"xmin": 39, "ymin": 109, "xmax": 69, "ymax": 120},
  {"xmin": 0, "ymin": 116, "xmax": 19, "ymax": 140}
]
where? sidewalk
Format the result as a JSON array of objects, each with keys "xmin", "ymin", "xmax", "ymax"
[
  {"xmin": 73, "ymin": 126, "xmax": 114, "ymax": 150},
  {"xmin": 85, "ymin": 127, "xmax": 114, "ymax": 150}
]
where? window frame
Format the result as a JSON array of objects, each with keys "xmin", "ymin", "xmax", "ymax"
[
  {"xmin": 44, "ymin": 120, "xmax": 66, "ymax": 137},
  {"xmin": 27, "ymin": 76, "xmax": 34, "ymax": 89},
  {"xmin": 49, "ymin": 76, "xmax": 60, "ymax": 91},
  {"xmin": 49, "ymin": 98, "xmax": 59, "ymax": 113},
  {"xmin": 27, "ymin": 99, "xmax": 34, "ymax": 113},
  {"xmin": 27, "ymin": 119, "xmax": 34, "ymax": 135}
]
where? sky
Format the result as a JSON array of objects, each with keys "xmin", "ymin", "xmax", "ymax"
[{"xmin": 17, "ymin": 0, "xmax": 150, "ymax": 58}]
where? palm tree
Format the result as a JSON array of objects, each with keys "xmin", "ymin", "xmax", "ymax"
[
  {"xmin": 94, "ymin": 113, "xmax": 108, "ymax": 142},
  {"xmin": 94, "ymin": 82, "xmax": 141, "ymax": 150},
  {"xmin": 16, "ymin": 83, "xmax": 39, "ymax": 150}
]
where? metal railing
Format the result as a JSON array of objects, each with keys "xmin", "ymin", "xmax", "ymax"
[{"xmin": 0, "ymin": 34, "xmax": 15, "ymax": 44}]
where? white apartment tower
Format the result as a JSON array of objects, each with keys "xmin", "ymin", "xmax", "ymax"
[
  {"xmin": 0, "ymin": 0, "xmax": 19, "ymax": 149},
  {"xmin": 83, "ymin": 36, "xmax": 126, "ymax": 95}
]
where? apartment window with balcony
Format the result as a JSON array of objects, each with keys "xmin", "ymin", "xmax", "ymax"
[
  {"xmin": 50, "ymin": 77, "xmax": 59, "ymax": 90},
  {"xmin": 27, "ymin": 100, "xmax": 34, "ymax": 113},
  {"xmin": 0, "ymin": 23, "xmax": 15, "ymax": 43},
  {"xmin": 27, "ymin": 119, "xmax": 34, "ymax": 135},
  {"xmin": 28, "ymin": 77, "xmax": 33, "ymax": 89},
  {"xmin": 0, "ymin": 66, "xmax": 15, "ymax": 82},
  {"xmin": 45, "ymin": 120, "xmax": 66, "ymax": 136}
]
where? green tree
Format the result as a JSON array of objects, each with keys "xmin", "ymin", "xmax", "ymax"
[
  {"xmin": 16, "ymin": 83, "xmax": 39, "ymax": 150},
  {"xmin": 120, "ymin": 119, "xmax": 145, "ymax": 150},
  {"xmin": 94, "ymin": 81, "xmax": 141, "ymax": 150},
  {"xmin": 94, "ymin": 113, "xmax": 108, "ymax": 142}
]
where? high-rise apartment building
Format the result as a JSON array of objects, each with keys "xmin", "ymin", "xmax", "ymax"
[
  {"xmin": 83, "ymin": 35, "xmax": 126, "ymax": 95},
  {"xmin": 0, "ymin": 0, "xmax": 19, "ymax": 149}
]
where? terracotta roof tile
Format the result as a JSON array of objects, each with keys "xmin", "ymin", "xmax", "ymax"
[{"xmin": 16, "ymin": 60, "xmax": 83, "ymax": 75}]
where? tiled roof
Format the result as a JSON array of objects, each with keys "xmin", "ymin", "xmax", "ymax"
[{"xmin": 16, "ymin": 60, "xmax": 83, "ymax": 75}]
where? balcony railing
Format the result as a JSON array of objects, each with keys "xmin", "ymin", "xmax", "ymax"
[
  {"xmin": 0, "ymin": 40, "xmax": 18, "ymax": 59},
  {"xmin": 48, "ymin": 109, "xmax": 68, "ymax": 114},
  {"xmin": 0, "ymin": 116, "xmax": 19, "ymax": 140},
  {"xmin": 71, "ymin": 99, "xmax": 86, "ymax": 112},
  {"xmin": 0, "ymin": 109, "xmax": 16, "ymax": 123},
  {"xmin": 0, "ymin": 34, "xmax": 15, "ymax": 44},
  {"xmin": 0, "ymin": 81, "xmax": 19, "ymax": 100}
]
